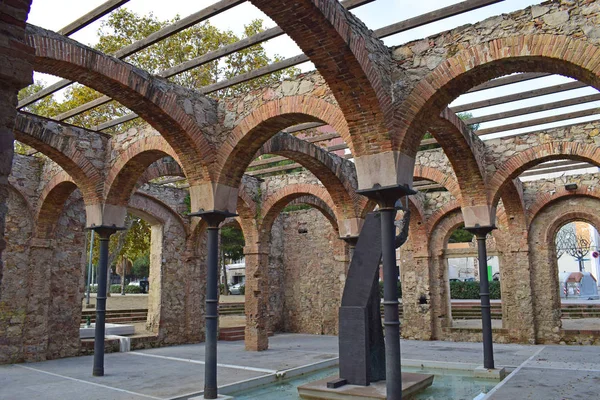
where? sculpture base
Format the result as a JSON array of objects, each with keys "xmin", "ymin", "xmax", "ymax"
[{"xmin": 298, "ymin": 372, "xmax": 434, "ymax": 399}]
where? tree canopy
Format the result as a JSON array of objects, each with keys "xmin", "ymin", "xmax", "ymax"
[{"xmin": 221, "ymin": 225, "xmax": 245, "ymax": 263}]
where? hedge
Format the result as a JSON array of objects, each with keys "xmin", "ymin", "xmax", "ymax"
[
  {"xmin": 450, "ymin": 281, "xmax": 501, "ymax": 299},
  {"xmin": 89, "ymin": 284, "xmax": 142, "ymax": 294}
]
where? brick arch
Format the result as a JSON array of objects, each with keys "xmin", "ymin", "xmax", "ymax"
[
  {"xmin": 256, "ymin": 133, "xmax": 361, "ymax": 218},
  {"xmin": 237, "ymin": 189, "xmax": 257, "ymax": 221},
  {"xmin": 105, "ymin": 136, "xmax": 181, "ymax": 207},
  {"xmin": 489, "ymin": 142, "xmax": 600, "ymax": 206},
  {"xmin": 528, "ymin": 196, "xmax": 600, "ymax": 342},
  {"xmin": 428, "ymin": 109, "xmax": 487, "ymax": 206},
  {"xmin": 429, "ymin": 208, "xmax": 464, "ymax": 255},
  {"xmin": 395, "ymin": 34, "xmax": 600, "ymax": 157},
  {"xmin": 427, "ymin": 200, "xmax": 462, "ymax": 242},
  {"xmin": 249, "ymin": 0, "xmax": 392, "ymax": 157},
  {"xmin": 259, "ymin": 184, "xmax": 339, "ymax": 244},
  {"xmin": 13, "ymin": 112, "xmax": 103, "ymax": 204},
  {"xmin": 413, "ymin": 165, "xmax": 462, "ymax": 202},
  {"xmin": 217, "ymin": 96, "xmax": 350, "ymax": 188},
  {"xmin": 36, "ymin": 172, "xmax": 79, "ymax": 239},
  {"xmin": 25, "ymin": 24, "xmax": 213, "ymax": 183},
  {"xmin": 527, "ymin": 186, "xmax": 600, "ymax": 227},
  {"xmin": 128, "ymin": 192, "xmax": 187, "ymax": 234}
]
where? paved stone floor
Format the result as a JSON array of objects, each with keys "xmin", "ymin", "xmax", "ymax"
[{"xmin": 1, "ymin": 334, "xmax": 599, "ymax": 399}]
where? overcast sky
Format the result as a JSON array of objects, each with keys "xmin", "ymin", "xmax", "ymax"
[{"xmin": 25, "ymin": 0, "xmax": 600, "ymax": 177}]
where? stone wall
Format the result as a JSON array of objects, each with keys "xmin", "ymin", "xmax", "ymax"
[
  {"xmin": 0, "ymin": 185, "xmax": 86, "ymax": 363},
  {"xmin": 391, "ymin": 1, "xmax": 600, "ymax": 99},
  {"xmin": 268, "ymin": 208, "xmax": 346, "ymax": 335},
  {"xmin": 0, "ymin": 0, "xmax": 34, "ymax": 292}
]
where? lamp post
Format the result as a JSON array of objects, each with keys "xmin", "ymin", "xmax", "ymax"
[
  {"xmin": 465, "ymin": 226, "xmax": 495, "ymax": 370},
  {"xmin": 189, "ymin": 210, "xmax": 236, "ymax": 399},
  {"xmin": 357, "ymin": 185, "xmax": 415, "ymax": 400},
  {"xmin": 88, "ymin": 225, "xmax": 123, "ymax": 377}
]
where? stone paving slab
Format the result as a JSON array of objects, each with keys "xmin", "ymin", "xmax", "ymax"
[
  {"xmin": 3, "ymin": 334, "xmax": 600, "ymax": 400},
  {"xmin": 133, "ymin": 334, "xmax": 338, "ymax": 372},
  {"xmin": 487, "ymin": 367, "xmax": 600, "ymax": 400},
  {"xmin": 2, "ymin": 351, "xmax": 266, "ymax": 399},
  {"xmin": 400, "ymin": 340, "xmax": 539, "ymax": 368}
]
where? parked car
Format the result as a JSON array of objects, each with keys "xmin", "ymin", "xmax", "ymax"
[{"xmin": 228, "ymin": 283, "xmax": 244, "ymax": 295}]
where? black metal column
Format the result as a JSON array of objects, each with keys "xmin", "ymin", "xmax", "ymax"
[
  {"xmin": 356, "ymin": 185, "xmax": 415, "ymax": 400},
  {"xmin": 380, "ymin": 207, "xmax": 402, "ymax": 399},
  {"xmin": 190, "ymin": 210, "xmax": 236, "ymax": 400},
  {"xmin": 467, "ymin": 226, "xmax": 495, "ymax": 370},
  {"xmin": 91, "ymin": 226, "xmax": 118, "ymax": 377}
]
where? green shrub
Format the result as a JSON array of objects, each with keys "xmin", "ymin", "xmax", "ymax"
[
  {"xmin": 450, "ymin": 281, "xmax": 501, "ymax": 299},
  {"xmin": 378, "ymin": 281, "xmax": 402, "ymax": 298},
  {"xmin": 125, "ymin": 285, "xmax": 142, "ymax": 293},
  {"xmin": 239, "ymin": 284, "xmax": 245, "ymax": 295},
  {"xmin": 110, "ymin": 284, "xmax": 122, "ymax": 293}
]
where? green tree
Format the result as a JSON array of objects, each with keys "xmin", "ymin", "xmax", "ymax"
[
  {"xmin": 132, "ymin": 254, "xmax": 150, "ymax": 278},
  {"xmin": 23, "ymin": 9, "xmax": 299, "ymax": 133},
  {"xmin": 458, "ymin": 112, "xmax": 480, "ymax": 132},
  {"xmin": 221, "ymin": 225, "xmax": 245, "ymax": 263},
  {"xmin": 449, "ymin": 224, "xmax": 474, "ymax": 243}
]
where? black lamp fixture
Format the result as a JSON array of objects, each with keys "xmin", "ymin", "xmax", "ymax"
[{"xmin": 565, "ymin": 183, "xmax": 578, "ymax": 191}]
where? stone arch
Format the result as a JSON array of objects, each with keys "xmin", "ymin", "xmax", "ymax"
[
  {"xmin": 137, "ymin": 159, "xmax": 185, "ymax": 188},
  {"xmin": 35, "ymin": 172, "xmax": 78, "ymax": 239},
  {"xmin": 25, "ymin": 24, "xmax": 213, "ymax": 183},
  {"xmin": 489, "ymin": 142, "xmax": 600, "ymax": 206},
  {"xmin": 259, "ymin": 184, "xmax": 338, "ymax": 244},
  {"xmin": 428, "ymin": 207, "xmax": 464, "ymax": 338},
  {"xmin": 13, "ymin": 112, "xmax": 103, "ymax": 205},
  {"xmin": 128, "ymin": 192, "xmax": 187, "ymax": 234},
  {"xmin": 257, "ymin": 133, "xmax": 362, "ymax": 218},
  {"xmin": 127, "ymin": 192, "xmax": 193, "ymax": 342},
  {"xmin": 217, "ymin": 96, "xmax": 350, "ymax": 189},
  {"xmin": 249, "ymin": 0, "xmax": 392, "ymax": 157},
  {"xmin": 6, "ymin": 183, "xmax": 35, "ymax": 223},
  {"xmin": 287, "ymin": 196, "xmax": 337, "ymax": 230},
  {"xmin": 529, "ymin": 195, "xmax": 600, "ymax": 343},
  {"xmin": 528, "ymin": 185, "xmax": 600, "ymax": 225},
  {"xmin": 426, "ymin": 200, "xmax": 461, "ymax": 236},
  {"xmin": 105, "ymin": 136, "xmax": 181, "ymax": 207},
  {"xmin": 395, "ymin": 34, "xmax": 600, "ymax": 157}
]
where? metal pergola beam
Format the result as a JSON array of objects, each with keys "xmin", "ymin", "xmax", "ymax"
[
  {"xmin": 451, "ymin": 81, "xmax": 587, "ymax": 113},
  {"xmin": 58, "ymin": 0, "xmax": 130, "ymax": 36},
  {"xmin": 373, "ymin": 0, "xmax": 503, "ymax": 39},
  {"xmin": 466, "ymin": 73, "xmax": 551, "ymax": 93},
  {"xmin": 475, "ymin": 107, "xmax": 600, "ymax": 136},
  {"xmin": 520, "ymin": 163, "xmax": 596, "ymax": 177},
  {"xmin": 465, "ymin": 93, "xmax": 600, "ymax": 125}
]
